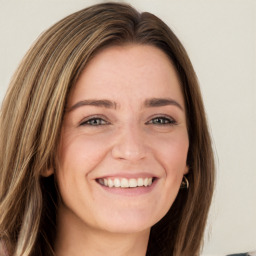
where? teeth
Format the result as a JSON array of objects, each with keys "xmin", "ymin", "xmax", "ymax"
[
  {"xmin": 108, "ymin": 179, "xmax": 114, "ymax": 188},
  {"xmin": 138, "ymin": 178, "xmax": 144, "ymax": 186},
  {"xmin": 98, "ymin": 179, "xmax": 104, "ymax": 185},
  {"xmin": 121, "ymin": 178, "xmax": 129, "ymax": 188},
  {"xmin": 129, "ymin": 178, "xmax": 137, "ymax": 188},
  {"xmin": 114, "ymin": 178, "xmax": 121, "ymax": 187},
  {"xmin": 98, "ymin": 177, "xmax": 154, "ymax": 188},
  {"xmin": 144, "ymin": 178, "xmax": 149, "ymax": 186}
]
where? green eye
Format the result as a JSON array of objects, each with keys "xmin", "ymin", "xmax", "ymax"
[
  {"xmin": 148, "ymin": 116, "xmax": 176, "ymax": 125},
  {"xmin": 81, "ymin": 118, "xmax": 108, "ymax": 126}
]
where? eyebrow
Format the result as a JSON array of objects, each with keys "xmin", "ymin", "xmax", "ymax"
[
  {"xmin": 67, "ymin": 97, "xmax": 183, "ymax": 112},
  {"xmin": 67, "ymin": 99, "xmax": 117, "ymax": 112},
  {"xmin": 144, "ymin": 98, "xmax": 184, "ymax": 111}
]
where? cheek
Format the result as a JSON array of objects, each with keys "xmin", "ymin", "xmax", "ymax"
[
  {"xmin": 55, "ymin": 133, "xmax": 112, "ymax": 206},
  {"xmin": 58, "ymin": 132, "xmax": 111, "ymax": 175},
  {"xmin": 150, "ymin": 131, "xmax": 189, "ymax": 177}
]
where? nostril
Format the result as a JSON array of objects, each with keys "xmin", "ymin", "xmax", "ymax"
[{"xmin": 111, "ymin": 130, "xmax": 147, "ymax": 161}]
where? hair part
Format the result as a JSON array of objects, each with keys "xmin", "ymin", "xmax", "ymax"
[{"xmin": 0, "ymin": 3, "xmax": 215, "ymax": 256}]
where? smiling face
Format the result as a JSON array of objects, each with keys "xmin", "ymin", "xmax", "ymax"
[{"xmin": 54, "ymin": 44, "xmax": 189, "ymax": 235}]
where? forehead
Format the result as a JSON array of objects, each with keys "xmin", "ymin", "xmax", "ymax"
[{"xmin": 68, "ymin": 44, "xmax": 184, "ymax": 108}]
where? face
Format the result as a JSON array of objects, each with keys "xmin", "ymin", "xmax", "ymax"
[{"xmin": 55, "ymin": 44, "xmax": 189, "ymax": 235}]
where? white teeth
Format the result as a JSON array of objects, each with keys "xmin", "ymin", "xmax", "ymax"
[
  {"xmin": 143, "ymin": 178, "xmax": 149, "ymax": 186},
  {"xmin": 138, "ymin": 178, "xmax": 144, "ymax": 186},
  {"xmin": 114, "ymin": 178, "xmax": 121, "ymax": 187},
  {"xmin": 129, "ymin": 178, "xmax": 137, "ymax": 188},
  {"xmin": 98, "ymin": 177, "xmax": 154, "ymax": 188},
  {"xmin": 121, "ymin": 178, "xmax": 129, "ymax": 188},
  {"xmin": 108, "ymin": 179, "xmax": 114, "ymax": 188}
]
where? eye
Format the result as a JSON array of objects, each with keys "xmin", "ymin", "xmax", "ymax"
[
  {"xmin": 146, "ymin": 116, "xmax": 177, "ymax": 126},
  {"xmin": 80, "ymin": 117, "xmax": 109, "ymax": 126}
]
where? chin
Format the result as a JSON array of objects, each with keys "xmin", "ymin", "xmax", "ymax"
[{"xmin": 94, "ymin": 208, "xmax": 165, "ymax": 234}]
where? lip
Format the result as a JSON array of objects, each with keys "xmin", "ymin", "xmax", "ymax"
[
  {"xmin": 96, "ymin": 177, "xmax": 159, "ymax": 197},
  {"xmin": 95, "ymin": 172, "xmax": 159, "ymax": 180}
]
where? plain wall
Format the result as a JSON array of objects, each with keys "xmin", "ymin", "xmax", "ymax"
[{"xmin": 1, "ymin": 0, "xmax": 255, "ymax": 255}]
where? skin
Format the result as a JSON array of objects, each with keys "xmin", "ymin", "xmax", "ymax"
[{"xmin": 48, "ymin": 44, "xmax": 189, "ymax": 256}]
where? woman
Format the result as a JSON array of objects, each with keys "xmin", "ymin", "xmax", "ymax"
[{"xmin": 0, "ymin": 2, "xmax": 215, "ymax": 256}]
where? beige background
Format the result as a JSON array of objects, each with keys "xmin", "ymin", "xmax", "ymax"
[{"xmin": 1, "ymin": 0, "xmax": 255, "ymax": 255}]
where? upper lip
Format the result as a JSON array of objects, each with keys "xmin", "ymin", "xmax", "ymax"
[{"xmin": 95, "ymin": 172, "xmax": 159, "ymax": 180}]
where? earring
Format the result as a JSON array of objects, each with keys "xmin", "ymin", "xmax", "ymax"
[{"xmin": 180, "ymin": 176, "xmax": 189, "ymax": 189}]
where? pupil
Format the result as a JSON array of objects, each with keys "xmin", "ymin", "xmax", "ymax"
[
  {"xmin": 156, "ymin": 118, "xmax": 164, "ymax": 124},
  {"xmin": 93, "ymin": 119, "xmax": 99, "ymax": 125}
]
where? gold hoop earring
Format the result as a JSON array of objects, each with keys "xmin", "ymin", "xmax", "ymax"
[{"xmin": 180, "ymin": 176, "xmax": 189, "ymax": 189}]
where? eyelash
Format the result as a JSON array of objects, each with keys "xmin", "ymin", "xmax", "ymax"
[
  {"xmin": 146, "ymin": 115, "xmax": 177, "ymax": 126},
  {"xmin": 80, "ymin": 116, "xmax": 109, "ymax": 126},
  {"xmin": 80, "ymin": 115, "xmax": 177, "ymax": 127}
]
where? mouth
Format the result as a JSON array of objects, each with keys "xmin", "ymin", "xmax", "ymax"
[{"xmin": 96, "ymin": 177, "xmax": 157, "ymax": 188}]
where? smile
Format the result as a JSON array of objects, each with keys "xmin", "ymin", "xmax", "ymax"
[{"xmin": 97, "ymin": 177, "xmax": 154, "ymax": 188}]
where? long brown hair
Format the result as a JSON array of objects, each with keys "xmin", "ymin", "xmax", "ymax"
[{"xmin": 0, "ymin": 3, "xmax": 215, "ymax": 256}]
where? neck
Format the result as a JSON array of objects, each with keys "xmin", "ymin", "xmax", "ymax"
[{"xmin": 54, "ymin": 204, "xmax": 150, "ymax": 256}]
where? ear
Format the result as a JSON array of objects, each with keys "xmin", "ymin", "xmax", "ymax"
[
  {"xmin": 183, "ymin": 165, "xmax": 189, "ymax": 175},
  {"xmin": 41, "ymin": 168, "xmax": 54, "ymax": 177}
]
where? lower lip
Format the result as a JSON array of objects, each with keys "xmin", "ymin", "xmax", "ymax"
[{"xmin": 97, "ymin": 179, "xmax": 158, "ymax": 197}]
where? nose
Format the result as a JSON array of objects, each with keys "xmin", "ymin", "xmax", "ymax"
[{"xmin": 111, "ymin": 125, "xmax": 147, "ymax": 162}]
